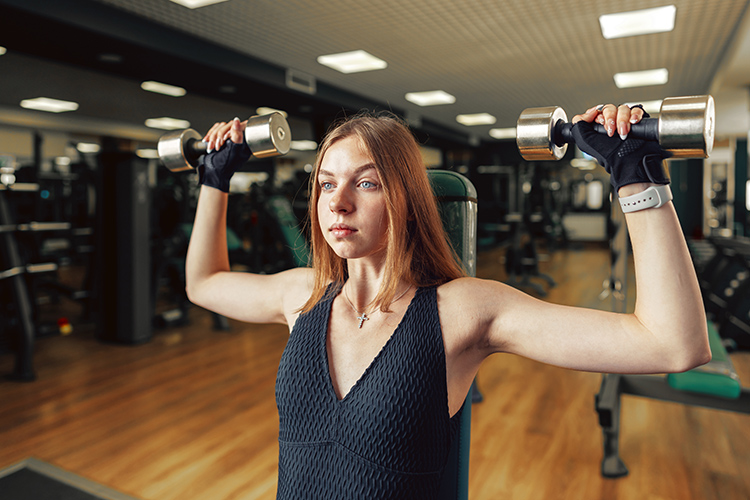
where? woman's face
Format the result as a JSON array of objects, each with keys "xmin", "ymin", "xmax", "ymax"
[{"xmin": 316, "ymin": 135, "xmax": 389, "ymax": 262}]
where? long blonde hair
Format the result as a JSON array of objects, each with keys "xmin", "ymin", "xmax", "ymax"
[{"xmin": 300, "ymin": 111, "xmax": 465, "ymax": 313}]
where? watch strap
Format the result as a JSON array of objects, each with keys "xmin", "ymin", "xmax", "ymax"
[{"xmin": 619, "ymin": 185, "xmax": 672, "ymax": 213}]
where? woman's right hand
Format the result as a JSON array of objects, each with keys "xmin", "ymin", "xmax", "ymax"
[{"xmin": 199, "ymin": 118, "xmax": 252, "ymax": 193}]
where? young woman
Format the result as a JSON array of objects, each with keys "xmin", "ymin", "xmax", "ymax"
[{"xmin": 185, "ymin": 104, "xmax": 710, "ymax": 499}]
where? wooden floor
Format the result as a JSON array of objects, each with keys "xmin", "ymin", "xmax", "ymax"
[{"xmin": 1, "ymin": 243, "xmax": 749, "ymax": 499}]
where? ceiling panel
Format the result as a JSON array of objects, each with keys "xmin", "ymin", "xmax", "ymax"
[
  {"xmin": 0, "ymin": 0, "xmax": 748, "ymax": 146},
  {"xmin": 86, "ymin": 0, "xmax": 750, "ymax": 137}
]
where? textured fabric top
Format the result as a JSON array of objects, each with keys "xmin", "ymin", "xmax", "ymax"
[{"xmin": 275, "ymin": 285, "xmax": 463, "ymax": 499}]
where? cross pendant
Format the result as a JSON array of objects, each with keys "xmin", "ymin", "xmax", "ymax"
[{"xmin": 356, "ymin": 313, "xmax": 369, "ymax": 328}]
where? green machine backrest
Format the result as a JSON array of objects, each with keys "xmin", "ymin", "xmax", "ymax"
[{"xmin": 428, "ymin": 170, "xmax": 478, "ymax": 500}]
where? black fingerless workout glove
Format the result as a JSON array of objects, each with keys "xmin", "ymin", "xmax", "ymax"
[
  {"xmin": 570, "ymin": 121, "xmax": 671, "ymax": 191},
  {"xmin": 198, "ymin": 139, "xmax": 252, "ymax": 193}
]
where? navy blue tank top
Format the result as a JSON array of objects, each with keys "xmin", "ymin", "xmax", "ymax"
[{"xmin": 275, "ymin": 285, "xmax": 462, "ymax": 499}]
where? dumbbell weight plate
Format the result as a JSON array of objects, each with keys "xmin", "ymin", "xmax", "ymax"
[
  {"xmin": 516, "ymin": 106, "xmax": 569, "ymax": 161},
  {"xmin": 659, "ymin": 95, "xmax": 714, "ymax": 158},
  {"xmin": 157, "ymin": 128, "xmax": 202, "ymax": 173},
  {"xmin": 245, "ymin": 112, "xmax": 291, "ymax": 158}
]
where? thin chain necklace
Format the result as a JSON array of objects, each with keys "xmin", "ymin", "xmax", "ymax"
[{"xmin": 343, "ymin": 285, "xmax": 412, "ymax": 328}]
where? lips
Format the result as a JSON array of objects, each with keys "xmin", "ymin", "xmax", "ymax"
[{"xmin": 329, "ymin": 223, "xmax": 356, "ymax": 238}]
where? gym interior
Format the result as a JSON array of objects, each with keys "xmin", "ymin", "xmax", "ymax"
[{"xmin": 1, "ymin": 0, "xmax": 749, "ymax": 499}]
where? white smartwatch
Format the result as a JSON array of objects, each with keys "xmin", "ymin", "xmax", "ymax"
[{"xmin": 618, "ymin": 185, "xmax": 672, "ymax": 213}]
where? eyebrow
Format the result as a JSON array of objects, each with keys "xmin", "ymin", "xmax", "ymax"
[{"xmin": 318, "ymin": 163, "xmax": 377, "ymax": 178}]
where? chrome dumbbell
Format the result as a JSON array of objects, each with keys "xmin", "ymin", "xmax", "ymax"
[
  {"xmin": 516, "ymin": 95, "xmax": 715, "ymax": 161},
  {"xmin": 157, "ymin": 112, "xmax": 292, "ymax": 172}
]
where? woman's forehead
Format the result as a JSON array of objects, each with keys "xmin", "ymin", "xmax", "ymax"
[{"xmin": 318, "ymin": 136, "xmax": 376, "ymax": 176}]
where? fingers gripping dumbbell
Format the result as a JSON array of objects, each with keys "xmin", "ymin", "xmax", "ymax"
[
  {"xmin": 158, "ymin": 112, "xmax": 292, "ymax": 172},
  {"xmin": 516, "ymin": 95, "xmax": 715, "ymax": 161}
]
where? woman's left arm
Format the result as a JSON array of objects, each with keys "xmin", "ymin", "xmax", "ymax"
[{"xmin": 457, "ymin": 104, "xmax": 711, "ymax": 374}]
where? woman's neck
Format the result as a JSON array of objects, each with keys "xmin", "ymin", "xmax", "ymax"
[{"xmin": 344, "ymin": 263, "xmax": 414, "ymax": 314}]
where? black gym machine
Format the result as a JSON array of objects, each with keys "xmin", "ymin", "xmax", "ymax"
[
  {"xmin": 1, "ymin": 112, "xmax": 300, "ymax": 378},
  {"xmin": 97, "ymin": 113, "xmax": 294, "ymax": 342}
]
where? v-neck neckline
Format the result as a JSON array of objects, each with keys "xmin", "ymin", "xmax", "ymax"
[{"xmin": 323, "ymin": 286, "xmax": 421, "ymax": 403}]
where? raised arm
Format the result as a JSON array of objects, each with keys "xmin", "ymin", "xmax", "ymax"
[
  {"xmin": 446, "ymin": 104, "xmax": 710, "ymax": 376},
  {"xmin": 185, "ymin": 118, "xmax": 312, "ymax": 326}
]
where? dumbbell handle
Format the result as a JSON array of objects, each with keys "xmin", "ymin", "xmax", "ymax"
[
  {"xmin": 554, "ymin": 118, "xmax": 660, "ymax": 147},
  {"xmin": 184, "ymin": 136, "xmax": 209, "ymax": 158}
]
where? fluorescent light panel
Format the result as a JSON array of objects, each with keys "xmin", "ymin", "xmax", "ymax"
[
  {"xmin": 169, "ymin": 0, "xmax": 228, "ymax": 8},
  {"xmin": 98, "ymin": 53, "xmax": 122, "ymax": 63},
  {"xmin": 600, "ymin": 5, "xmax": 676, "ymax": 39},
  {"xmin": 141, "ymin": 81, "xmax": 186, "ymax": 97},
  {"xmin": 570, "ymin": 158, "xmax": 597, "ymax": 170},
  {"xmin": 456, "ymin": 113, "xmax": 496, "ymax": 126},
  {"xmin": 145, "ymin": 117, "xmax": 191, "ymax": 130},
  {"xmin": 489, "ymin": 127, "xmax": 516, "ymax": 140},
  {"xmin": 291, "ymin": 140, "xmax": 318, "ymax": 151},
  {"xmin": 76, "ymin": 143, "xmax": 101, "ymax": 154},
  {"xmin": 405, "ymin": 90, "xmax": 456, "ymax": 107},
  {"xmin": 256, "ymin": 107, "xmax": 288, "ymax": 118},
  {"xmin": 136, "ymin": 149, "xmax": 160, "ymax": 159},
  {"xmin": 20, "ymin": 97, "xmax": 79, "ymax": 113},
  {"xmin": 317, "ymin": 50, "xmax": 387, "ymax": 74},
  {"xmin": 614, "ymin": 68, "xmax": 668, "ymax": 88}
]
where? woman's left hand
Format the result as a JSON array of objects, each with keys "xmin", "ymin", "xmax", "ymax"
[
  {"xmin": 569, "ymin": 103, "xmax": 670, "ymax": 193},
  {"xmin": 572, "ymin": 103, "xmax": 646, "ymax": 140}
]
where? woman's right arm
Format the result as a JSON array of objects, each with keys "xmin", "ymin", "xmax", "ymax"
[{"xmin": 184, "ymin": 119, "xmax": 312, "ymax": 326}]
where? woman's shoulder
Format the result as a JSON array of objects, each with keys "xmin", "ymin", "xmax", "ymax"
[
  {"xmin": 276, "ymin": 266, "xmax": 316, "ymax": 293},
  {"xmin": 276, "ymin": 267, "xmax": 317, "ymax": 317},
  {"xmin": 436, "ymin": 276, "xmax": 506, "ymax": 299},
  {"xmin": 436, "ymin": 276, "xmax": 515, "ymax": 331}
]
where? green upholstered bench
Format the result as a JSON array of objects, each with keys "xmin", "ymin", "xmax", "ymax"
[
  {"xmin": 595, "ymin": 320, "xmax": 750, "ymax": 478},
  {"xmin": 429, "ymin": 170, "xmax": 477, "ymax": 500},
  {"xmin": 667, "ymin": 321, "xmax": 741, "ymax": 399}
]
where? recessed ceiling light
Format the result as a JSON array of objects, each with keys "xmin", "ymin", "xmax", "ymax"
[
  {"xmin": 614, "ymin": 68, "xmax": 668, "ymax": 88},
  {"xmin": 141, "ymin": 81, "xmax": 186, "ymax": 97},
  {"xmin": 456, "ymin": 113, "xmax": 496, "ymax": 126},
  {"xmin": 98, "ymin": 53, "xmax": 122, "ymax": 63},
  {"xmin": 145, "ymin": 117, "xmax": 191, "ymax": 130},
  {"xmin": 317, "ymin": 50, "xmax": 387, "ymax": 74},
  {"xmin": 136, "ymin": 148, "xmax": 160, "ymax": 159},
  {"xmin": 20, "ymin": 97, "xmax": 79, "ymax": 113},
  {"xmin": 599, "ymin": 5, "xmax": 676, "ymax": 40},
  {"xmin": 405, "ymin": 90, "xmax": 456, "ymax": 107},
  {"xmin": 256, "ymin": 107, "xmax": 288, "ymax": 118},
  {"xmin": 570, "ymin": 158, "xmax": 598, "ymax": 170},
  {"xmin": 0, "ymin": 46, "xmax": 7, "ymax": 56},
  {"xmin": 76, "ymin": 143, "xmax": 101, "ymax": 154},
  {"xmin": 169, "ymin": 0, "xmax": 229, "ymax": 8},
  {"xmin": 291, "ymin": 140, "xmax": 318, "ymax": 151},
  {"xmin": 489, "ymin": 127, "xmax": 516, "ymax": 140}
]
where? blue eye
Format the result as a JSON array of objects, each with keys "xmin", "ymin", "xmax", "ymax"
[
  {"xmin": 360, "ymin": 181, "xmax": 376, "ymax": 189},
  {"xmin": 321, "ymin": 181, "xmax": 333, "ymax": 190}
]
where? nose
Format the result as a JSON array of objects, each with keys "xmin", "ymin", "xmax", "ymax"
[{"xmin": 329, "ymin": 185, "xmax": 354, "ymax": 214}]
